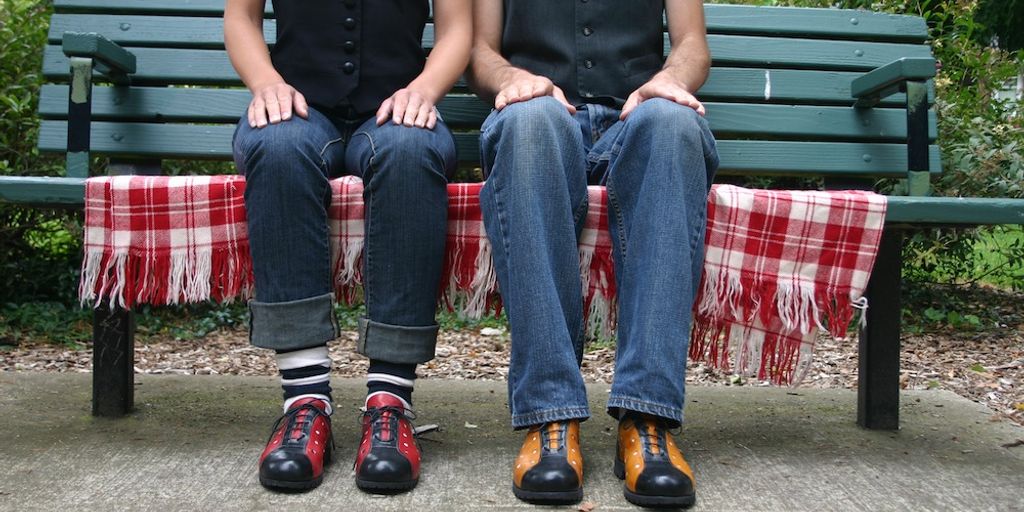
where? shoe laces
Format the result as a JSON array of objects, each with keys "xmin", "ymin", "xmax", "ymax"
[
  {"xmin": 360, "ymin": 405, "xmax": 417, "ymax": 443},
  {"xmin": 535, "ymin": 422, "xmax": 567, "ymax": 453},
  {"xmin": 267, "ymin": 402, "xmax": 330, "ymax": 445},
  {"xmin": 635, "ymin": 417, "xmax": 668, "ymax": 458}
]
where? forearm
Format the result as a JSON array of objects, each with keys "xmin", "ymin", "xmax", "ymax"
[
  {"xmin": 224, "ymin": 0, "xmax": 283, "ymax": 92},
  {"xmin": 661, "ymin": 35, "xmax": 711, "ymax": 93},
  {"xmin": 467, "ymin": 0, "xmax": 533, "ymax": 104},
  {"xmin": 468, "ymin": 45, "xmax": 527, "ymax": 103},
  {"xmin": 407, "ymin": 30, "xmax": 471, "ymax": 104},
  {"xmin": 662, "ymin": 0, "xmax": 711, "ymax": 94}
]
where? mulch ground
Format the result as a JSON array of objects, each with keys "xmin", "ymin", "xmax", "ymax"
[{"xmin": 3, "ymin": 303, "xmax": 1022, "ymax": 426}]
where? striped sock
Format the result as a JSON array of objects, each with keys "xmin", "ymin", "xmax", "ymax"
[
  {"xmin": 276, "ymin": 345, "xmax": 333, "ymax": 415},
  {"xmin": 366, "ymin": 360, "xmax": 416, "ymax": 410}
]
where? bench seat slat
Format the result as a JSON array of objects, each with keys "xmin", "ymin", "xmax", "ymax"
[
  {"xmin": 37, "ymin": 120, "xmax": 941, "ymax": 176},
  {"xmin": 8, "ymin": 179, "xmax": 1022, "ymax": 229},
  {"xmin": 39, "ymin": 85, "xmax": 937, "ymax": 142}
]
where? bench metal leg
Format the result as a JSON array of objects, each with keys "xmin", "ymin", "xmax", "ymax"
[
  {"xmin": 857, "ymin": 227, "xmax": 903, "ymax": 430},
  {"xmin": 92, "ymin": 304, "xmax": 135, "ymax": 417}
]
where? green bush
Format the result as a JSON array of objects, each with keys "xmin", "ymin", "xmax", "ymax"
[{"xmin": 0, "ymin": 0, "xmax": 83, "ymax": 305}]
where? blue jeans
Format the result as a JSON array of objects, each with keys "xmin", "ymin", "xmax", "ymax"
[
  {"xmin": 232, "ymin": 106, "xmax": 456, "ymax": 363},
  {"xmin": 479, "ymin": 97, "xmax": 719, "ymax": 428}
]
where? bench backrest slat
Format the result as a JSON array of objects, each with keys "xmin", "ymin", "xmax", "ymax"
[{"xmin": 39, "ymin": 85, "xmax": 937, "ymax": 142}]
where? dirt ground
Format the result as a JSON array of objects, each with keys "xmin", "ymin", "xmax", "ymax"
[{"xmin": 3, "ymin": 315, "xmax": 1021, "ymax": 426}]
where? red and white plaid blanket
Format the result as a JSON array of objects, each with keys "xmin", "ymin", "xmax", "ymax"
[{"xmin": 80, "ymin": 176, "xmax": 885, "ymax": 384}]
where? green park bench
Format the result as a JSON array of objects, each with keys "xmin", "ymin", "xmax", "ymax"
[{"xmin": 2, "ymin": 0, "xmax": 1022, "ymax": 430}]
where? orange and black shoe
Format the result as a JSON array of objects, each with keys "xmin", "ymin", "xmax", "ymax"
[
  {"xmin": 258, "ymin": 397, "xmax": 334, "ymax": 490},
  {"xmin": 512, "ymin": 420, "xmax": 584, "ymax": 505},
  {"xmin": 614, "ymin": 414, "xmax": 696, "ymax": 508}
]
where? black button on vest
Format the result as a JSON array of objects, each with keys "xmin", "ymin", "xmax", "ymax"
[
  {"xmin": 501, "ymin": 0, "xmax": 665, "ymax": 109},
  {"xmin": 271, "ymin": 0, "xmax": 429, "ymax": 115}
]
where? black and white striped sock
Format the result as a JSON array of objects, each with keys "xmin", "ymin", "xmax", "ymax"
[
  {"xmin": 366, "ymin": 360, "xmax": 416, "ymax": 410},
  {"xmin": 276, "ymin": 345, "xmax": 333, "ymax": 414}
]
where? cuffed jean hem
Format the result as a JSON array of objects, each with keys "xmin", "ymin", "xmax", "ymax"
[
  {"xmin": 249, "ymin": 292, "xmax": 339, "ymax": 351},
  {"xmin": 511, "ymin": 407, "xmax": 591, "ymax": 430},
  {"xmin": 356, "ymin": 317, "xmax": 438, "ymax": 364},
  {"xmin": 607, "ymin": 396, "xmax": 684, "ymax": 429}
]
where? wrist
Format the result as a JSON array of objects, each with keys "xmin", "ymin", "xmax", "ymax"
[
  {"xmin": 497, "ymin": 67, "xmax": 536, "ymax": 90},
  {"xmin": 247, "ymin": 73, "xmax": 286, "ymax": 93}
]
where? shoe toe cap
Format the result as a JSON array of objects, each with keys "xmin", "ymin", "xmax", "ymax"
[
  {"xmin": 358, "ymin": 451, "xmax": 414, "ymax": 481},
  {"xmin": 634, "ymin": 464, "xmax": 693, "ymax": 497},
  {"xmin": 261, "ymin": 450, "xmax": 314, "ymax": 481},
  {"xmin": 520, "ymin": 459, "xmax": 580, "ymax": 492}
]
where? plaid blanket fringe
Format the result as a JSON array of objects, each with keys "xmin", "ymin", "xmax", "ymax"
[
  {"xmin": 80, "ymin": 176, "xmax": 885, "ymax": 385},
  {"xmin": 689, "ymin": 185, "xmax": 886, "ymax": 384}
]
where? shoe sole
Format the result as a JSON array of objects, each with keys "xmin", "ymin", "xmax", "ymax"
[
  {"xmin": 356, "ymin": 478, "xmax": 418, "ymax": 494},
  {"xmin": 613, "ymin": 457, "xmax": 696, "ymax": 509},
  {"xmin": 512, "ymin": 484, "xmax": 583, "ymax": 505},
  {"xmin": 259, "ymin": 475, "xmax": 324, "ymax": 491}
]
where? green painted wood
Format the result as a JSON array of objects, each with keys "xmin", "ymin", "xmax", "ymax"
[
  {"xmin": 50, "ymin": 14, "xmax": 276, "ymax": 49},
  {"xmin": 39, "ymin": 86, "xmax": 937, "ymax": 141},
  {"xmin": 702, "ymin": 4, "xmax": 927, "ymax": 42},
  {"xmin": 49, "ymin": 13, "xmax": 931, "ymax": 55},
  {"xmin": 701, "ymin": 68, "xmax": 927, "ymax": 106},
  {"xmin": 37, "ymin": 120, "xmax": 941, "ymax": 176},
  {"xmin": 706, "ymin": 34, "xmax": 932, "ymax": 71},
  {"xmin": 55, "ymin": 0, "xmax": 273, "ymax": 16},
  {"xmin": 9, "ymin": 178, "xmax": 1021, "ymax": 228},
  {"xmin": 42, "ymin": 34, "xmax": 933, "ymax": 86},
  {"xmin": 886, "ymin": 197, "xmax": 1024, "ymax": 225},
  {"xmin": 0, "ymin": 176, "xmax": 86, "ymax": 205},
  {"xmin": 38, "ymin": 64, "xmax": 925, "ymax": 109},
  {"xmin": 8, "ymin": 177, "xmax": 1024, "ymax": 228},
  {"xmin": 852, "ymin": 57, "xmax": 936, "ymax": 107},
  {"xmin": 62, "ymin": 32, "xmax": 136, "ymax": 74},
  {"xmin": 53, "ymin": 1, "xmax": 927, "ymax": 43}
]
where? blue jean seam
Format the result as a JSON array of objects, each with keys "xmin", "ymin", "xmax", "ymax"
[
  {"xmin": 317, "ymin": 136, "xmax": 344, "ymax": 172},
  {"xmin": 607, "ymin": 396, "xmax": 684, "ymax": 422},
  {"xmin": 511, "ymin": 406, "xmax": 591, "ymax": 429},
  {"xmin": 605, "ymin": 173, "xmax": 629, "ymax": 268},
  {"xmin": 352, "ymin": 131, "xmax": 378, "ymax": 319}
]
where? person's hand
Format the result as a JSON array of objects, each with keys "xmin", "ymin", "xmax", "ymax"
[
  {"xmin": 495, "ymin": 71, "xmax": 576, "ymax": 114},
  {"xmin": 620, "ymin": 71, "xmax": 705, "ymax": 120},
  {"xmin": 376, "ymin": 88, "xmax": 438, "ymax": 129},
  {"xmin": 248, "ymin": 81, "xmax": 309, "ymax": 128}
]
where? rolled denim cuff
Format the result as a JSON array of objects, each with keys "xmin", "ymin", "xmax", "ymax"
[
  {"xmin": 356, "ymin": 317, "xmax": 438, "ymax": 364},
  {"xmin": 249, "ymin": 292, "xmax": 338, "ymax": 351},
  {"xmin": 511, "ymin": 407, "xmax": 591, "ymax": 430},
  {"xmin": 607, "ymin": 396, "xmax": 684, "ymax": 429}
]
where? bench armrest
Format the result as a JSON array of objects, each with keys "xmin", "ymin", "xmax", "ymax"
[
  {"xmin": 852, "ymin": 57, "xmax": 935, "ymax": 108},
  {"xmin": 62, "ymin": 32, "xmax": 136, "ymax": 83}
]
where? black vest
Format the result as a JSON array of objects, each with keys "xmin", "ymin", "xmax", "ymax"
[
  {"xmin": 271, "ymin": 0, "xmax": 429, "ymax": 115},
  {"xmin": 501, "ymin": 0, "xmax": 665, "ymax": 109}
]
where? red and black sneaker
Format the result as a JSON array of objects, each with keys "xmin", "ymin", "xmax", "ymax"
[
  {"xmin": 258, "ymin": 397, "xmax": 334, "ymax": 490},
  {"xmin": 354, "ymin": 393, "xmax": 421, "ymax": 493}
]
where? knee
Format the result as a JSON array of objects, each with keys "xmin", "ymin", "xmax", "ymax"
[
  {"xmin": 360, "ymin": 123, "xmax": 456, "ymax": 181},
  {"xmin": 493, "ymin": 96, "xmax": 577, "ymax": 139},
  {"xmin": 233, "ymin": 119, "xmax": 332, "ymax": 194},
  {"xmin": 233, "ymin": 117, "xmax": 331, "ymax": 171},
  {"xmin": 628, "ymin": 98, "xmax": 702, "ymax": 143}
]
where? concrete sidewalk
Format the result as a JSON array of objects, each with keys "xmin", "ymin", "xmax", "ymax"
[{"xmin": 1, "ymin": 373, "xmax": 1022, "ymax": 511}]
